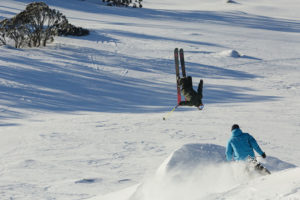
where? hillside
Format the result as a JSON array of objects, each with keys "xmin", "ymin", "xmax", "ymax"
[{"xmin": 1, "ymin": 0, "xmax": 300, "ymax": 199}]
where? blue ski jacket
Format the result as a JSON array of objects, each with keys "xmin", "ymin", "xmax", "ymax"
[{"xmin": 226, "ymin": 128, "xmax": 264, "ymax": 161}]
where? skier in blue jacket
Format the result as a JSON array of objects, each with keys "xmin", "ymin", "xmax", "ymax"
[{"xmin": 226, "ymin": 124, "xmax": 266, "ymax": 161}]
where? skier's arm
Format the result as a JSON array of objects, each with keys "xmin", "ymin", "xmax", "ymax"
[
  {"xmin": 197, "ymin": 79, "xmax": 203, "ymax": 97},
  {"xmin": 226, "ymin": 141, "xmax": 233, "ymax": 161},
  {"xmin": 248, "ymin": 134, "xmax": 264, "ymax": 156}
]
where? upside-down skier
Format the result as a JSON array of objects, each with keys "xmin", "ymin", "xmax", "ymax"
[{"xmin": 178, "ymin": 76, "xmax": 204, "ymax": 110}]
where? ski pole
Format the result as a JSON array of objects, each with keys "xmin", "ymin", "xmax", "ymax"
[{"xmin": 163, "ymin": 105, "xmax": 179, "ymax": 120}]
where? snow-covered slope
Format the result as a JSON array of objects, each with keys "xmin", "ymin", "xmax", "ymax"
[
  {"xmin": 99, "ymin": 144, "xmax": 299, "ymax": 200},
  {"xmin": 1, "ymin": 0, "xmax": 300, "ymax": 199}
]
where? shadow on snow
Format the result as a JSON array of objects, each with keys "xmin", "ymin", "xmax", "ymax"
[
  {"xmin": 1, "ymin": 43, "xmax": 276, "ymax": 122},
  {"xmin": 6, "ymin": 0, "xmax": 300, "ymax": 33},
  {"xmin": 0, "ymin": 0, "xmax": 280, "ymax": 123}
]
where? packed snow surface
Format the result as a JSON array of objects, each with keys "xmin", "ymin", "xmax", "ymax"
[{"xmin": 1, "ymin": 0, "xmax": 300, "ymax": 199}]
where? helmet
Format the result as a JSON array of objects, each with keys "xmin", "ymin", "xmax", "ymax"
[{"xmin": 231, "ymin": 124, "xmax": 240, "ymax": 131}]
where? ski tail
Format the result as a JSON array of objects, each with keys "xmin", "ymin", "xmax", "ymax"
[
  {"xmin": 179, "ymin": 48, "xmax": 186, "ymax": 78},
  {"xmin": 179, "ymin": 48, "xmax": 187, "ymax": 101},
  {"xmin": 174, "ymin": 48, "xmax": 181, "ymax": 104}
]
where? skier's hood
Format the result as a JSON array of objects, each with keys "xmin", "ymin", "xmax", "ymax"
[{"xmin": 231, "ymin": 128, "xmax": 243, "ymax": 137}]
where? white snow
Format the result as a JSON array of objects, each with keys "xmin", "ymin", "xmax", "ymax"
[
  {"xmin": 1, "ymin": 0, "xmax": 300, "ymax": 199},
  {"xmin": 218, "ymin": 50, "xmax": 241, "ymax": 58}
]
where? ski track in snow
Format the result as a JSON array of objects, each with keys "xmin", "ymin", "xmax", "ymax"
[{"xmin": 1, "ymin": 0, "xmax": 300, "ymax": 199}]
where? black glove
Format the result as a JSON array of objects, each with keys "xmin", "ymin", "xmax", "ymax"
[{"xmin": 262, "ymin": 152, "xmax": 266, "ymax": 158}]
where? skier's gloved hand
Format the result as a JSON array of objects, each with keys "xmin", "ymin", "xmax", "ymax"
[
  {"xmin": 198, "ymin": 104, "xmax": 204, "ymax": 110},
  {"xmin": 262, "ymin": 152, "xmax": 266, "ymax": 159}
]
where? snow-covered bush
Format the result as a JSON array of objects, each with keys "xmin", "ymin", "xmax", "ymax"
[
  {"xmin": 103, "ymin": 0, "xmax": 143, "ymax": 8},
  {"xmin": 0, "ymin": 18, "xmax": 26, "ymax": 48},
  {"xmin": 0, "ymin": 19, "xmax": 8, "ymax": 46},
  {"xmin": 58, "ymin": 21, "xmax": 90, "ymax": 36},
  {"xmin": 0, "ymin": 2, "xmax": 89, "ymax": 48},
  {"xmin": 0, "ymin": 33, "xmax": 5, "ymax": 46}
]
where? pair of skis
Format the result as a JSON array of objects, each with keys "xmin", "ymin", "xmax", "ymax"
[{"xmin": 163, "ymin": 48, "xmax": 186, "ymax": 120}]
